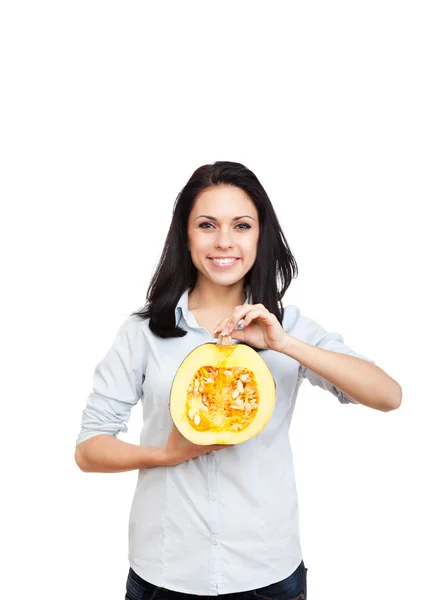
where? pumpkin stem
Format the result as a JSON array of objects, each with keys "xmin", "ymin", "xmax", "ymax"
[{"xmin": 217, "ymin": 333, "xmax": 233, "ymax": 346}]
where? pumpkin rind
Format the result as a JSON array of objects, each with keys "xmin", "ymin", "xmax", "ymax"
[{"xmin": 170, "ymin": 340, "xmax": 276, "ymax": 445}]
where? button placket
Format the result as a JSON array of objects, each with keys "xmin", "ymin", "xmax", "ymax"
[{"xmin": 208, "ymin": 450, "xmax": 220, "ymax": 592}]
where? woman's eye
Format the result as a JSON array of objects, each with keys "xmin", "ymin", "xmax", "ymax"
[
  {"xmin": 198, "ymin": 222, "xmax": 251, "ymax": 230},
  {"xmin": 236, "ymin": 223, "xmax": 251, "ymax": 230}
]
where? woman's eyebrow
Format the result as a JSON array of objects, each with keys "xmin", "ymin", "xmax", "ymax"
[{"xmin": 194, "ymin": 215, "xmax": 256, "ymax": 221}]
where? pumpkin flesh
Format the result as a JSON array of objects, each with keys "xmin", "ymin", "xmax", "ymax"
[{"xmin": 170, "ymin": 341, "xmax": 275, "ymax": 445}]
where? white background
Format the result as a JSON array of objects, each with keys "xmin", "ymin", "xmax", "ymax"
[{"xmin": 1, "ymin": 1, "xmax": 434, "ymax": 599}]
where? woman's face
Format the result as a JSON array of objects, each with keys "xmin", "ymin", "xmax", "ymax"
[{"xmin": 187, "ymin": 185, "xmax": 260, "ymax": 288}]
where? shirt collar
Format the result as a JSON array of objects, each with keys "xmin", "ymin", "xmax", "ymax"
[
  {"xmin": 175, "ymin": 288, "xmax": 190, "ymax": 326},
  {"xmin": 175, "ymin": 286, "xmax": 252, "ymax": 328}
]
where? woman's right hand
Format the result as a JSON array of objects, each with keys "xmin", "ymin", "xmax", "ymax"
[{"xmin": 161, "ymin": 423, "xmax": 231, "ymax": 466}]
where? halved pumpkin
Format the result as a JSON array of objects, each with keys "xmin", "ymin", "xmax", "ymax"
[{"xmin": 170, "ymin": 334, "xmax": 276, "ymax": 445}]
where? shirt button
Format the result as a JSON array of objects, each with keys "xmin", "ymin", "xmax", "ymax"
[{"xmin": 212, "ymin": 538, "xmax": 219, "ymax": 546}]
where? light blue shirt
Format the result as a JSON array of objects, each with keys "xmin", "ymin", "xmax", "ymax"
[{"xmin": 76, "ymin": 288, "xmax": 375, "ymax": 595}]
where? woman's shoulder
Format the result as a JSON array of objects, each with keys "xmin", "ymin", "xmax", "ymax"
[
  {"xmin": 116, "ymin": 313, "xmax": 152, "ymax": 338},
  {"xmin": 282, "ymin": 302, "xmax": 336, "ymax": 345},
  {"xmin": 282, "ymin": 303, "xmax": 302, "ymax": 332}
]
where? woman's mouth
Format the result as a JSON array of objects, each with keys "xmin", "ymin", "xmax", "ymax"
[{"xmin": 208, "ymin": 257, "xmax": 240, "ymax": 268}]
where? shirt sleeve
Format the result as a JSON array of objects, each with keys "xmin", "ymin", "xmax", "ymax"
[
  {"xmin": 284, "ymin": 306, "xmax": 376, "ymax": 404},
  {"xmin": 75, "ymin": 316, "xmax": 147, "ymax": 446}
]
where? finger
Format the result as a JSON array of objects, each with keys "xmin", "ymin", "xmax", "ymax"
[
  {"xmin": 214, "ymin": 303, "xmax": 255, "ymax": 335},
  {"xmin": 196, "ymin": 441, "xmax": 233, "ymax": 451},
  {"xmin": 214, "ymin": 303, "xmax": 270, "ymax": 336},
  {"xmin": 226, "ymin": 304, "xmax": 268, "ymax": 332},
  {"xmin": 221, "ymin": 307, "xmax": 268, "ymax": 334},
  {"xmin": 213, "ymin": 315, "xmax": 233, "ymax": 335},
  {"xmin": 227, "ymin": 328, "xmax": 246, "ymax": 343},
  {"xmin": 216, "ymin": 307, "xmax": 252, "ymax": 336},
  {"xmin": 242, "ymin": 308, "xmax": 273, "ymax": 327}
]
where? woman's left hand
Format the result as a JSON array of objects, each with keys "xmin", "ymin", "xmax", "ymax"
[{"xmin": 213, "ymin": 304, "xmax": 289, "ymax": 353}]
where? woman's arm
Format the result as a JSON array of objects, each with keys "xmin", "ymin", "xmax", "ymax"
[
  {"xmin": 75, "ymin": 425, "xmax": 230, "ymax": 473},
  {"xmin": 75, "ymin": 434, "xmax": 165, "ymax": 473},
  {"xmin": 283, "ymin": 335, "xmax": 402, "ymax": 411},
  {"xmin": 216, "ymin": 303, "xmax": 402, "ymax": 411}
]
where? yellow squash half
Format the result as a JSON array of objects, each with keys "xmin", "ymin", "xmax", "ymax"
[{"xmin": 170, "ymin": 334, "xmax": 276, "ymax": 445}]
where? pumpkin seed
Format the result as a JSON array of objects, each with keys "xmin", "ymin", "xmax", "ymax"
[
  {"xmin": 186, "ymin": 365, "xmax": 260, "ymax": 429},
  {"xmin": 232, "ymin": 423, "xmax": 243, "ymax": 430}
]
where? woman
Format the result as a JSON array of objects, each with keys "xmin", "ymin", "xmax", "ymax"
[{"xmin": 75, "ymin": 161, "xmax": 402, "ymax": 600}]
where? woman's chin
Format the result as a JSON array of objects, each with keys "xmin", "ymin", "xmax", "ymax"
[{"xmin": 207, "ymin": 272, "xmax": 245, "ymax": 286}]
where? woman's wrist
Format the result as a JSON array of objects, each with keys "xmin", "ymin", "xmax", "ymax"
[
  {"xmin": 147, "ymin": 445, "xmax": 171, "ymax": 467},
  {"xmin": 279, "ymin": 333, "xmax": 302, "ymax": 356}
]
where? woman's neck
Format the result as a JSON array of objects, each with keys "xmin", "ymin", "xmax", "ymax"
[{"xmin": 188, "ymin": 281, "xmax": 247, "ymax": 312}]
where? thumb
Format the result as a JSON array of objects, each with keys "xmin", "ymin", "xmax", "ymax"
[{"xmin": 226, "ymin": 329, "xmax": 245, "ymax": 342}]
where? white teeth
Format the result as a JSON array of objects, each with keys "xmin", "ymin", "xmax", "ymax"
[{"xmin": 212, "ymin": 258, "xmax": 236, "ymax": 264}]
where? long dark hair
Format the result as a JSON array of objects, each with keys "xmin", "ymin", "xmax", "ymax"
[{"xmin": 131, "ymin": 161, "xmax": 298, "ymax": 338}]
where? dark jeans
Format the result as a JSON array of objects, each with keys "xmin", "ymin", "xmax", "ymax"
[{"xmin": 125, "ymin": 560, "xmax": 308, "ymax": 600}]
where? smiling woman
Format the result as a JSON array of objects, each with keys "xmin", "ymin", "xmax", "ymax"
[
  {"xmin": 131, "ymin": 162, "xmax": 297, "ymax": 338},
  {"xmin": 186, "ymin": 185, "xmax": 260, "ymax": 302},
  {"xmin": 75, "ymin": 160, "xmax": 397, "ymax": 599}
]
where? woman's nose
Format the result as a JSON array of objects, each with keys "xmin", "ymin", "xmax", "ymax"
[{"xmin": 215, "ymin": 229, "xmax": 233, "ymax": 249}]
